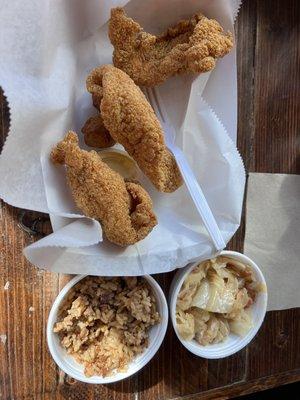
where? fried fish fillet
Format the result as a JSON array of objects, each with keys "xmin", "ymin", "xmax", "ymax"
[
  {"xmin": 86, "ymin": 65, "xmax": 183, "ymax": 193},
  {"xmin": 51, "ymin": 131, "xmax": 157, "ymax": 246},
  {"xmin": 82, "ymin": 114, "xmax": 115, "ymax": 148},
  {"xmin": 109, "ymin": 8, "xmax": 233, "ymax": 86}
]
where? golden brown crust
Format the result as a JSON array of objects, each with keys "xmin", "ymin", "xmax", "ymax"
[
  {"xmin": 86, "ymin": 65, "xmax": 183, "ymax": 193},
  {"xmin": 82, "ymin": 114, "xmax": 115, "ymax": 148},
  {"xmin": 51, "ymin": 131, "xmax": 157, "ymax": 246},
  {"xmin": 109, "ymin": 8, "xmax": 233, "ymax": 86}
]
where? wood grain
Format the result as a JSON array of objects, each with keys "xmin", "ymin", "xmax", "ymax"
[
  {"xmin": 0, "ymin": 0, "xmax": 300, "ymax": 399},
  {"xmin": 253, "ymin": 0, "xmax": 300, "ymax": 174}
]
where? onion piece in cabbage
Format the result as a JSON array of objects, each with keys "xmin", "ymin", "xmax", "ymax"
[
  {"xmin": 229, "ymin": 309, "xmax": 253, "ymax": 336},
  {"xmin": 194, "ymin": 315, "xmax": 230, "ymax": 346},
  {"xmin": 176, "ymin": 309, "xmax": 195, "ymax": 341},
  {"xmin": 192, "ymin": 269, "xmax": 238, "ymax": 313},
  {"xmin": 177, "ymin": 262, "xmax": 207, "ymax": 310}
]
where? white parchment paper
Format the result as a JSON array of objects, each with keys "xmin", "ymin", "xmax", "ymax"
[{"xmin": 0, "ymin": 0, "xmax": 245, "ymax": 275}]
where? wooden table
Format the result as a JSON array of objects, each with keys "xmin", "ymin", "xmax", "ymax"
[{"xmin": 0, "ymin": 0, "xmax": 299, "ymax": 398}]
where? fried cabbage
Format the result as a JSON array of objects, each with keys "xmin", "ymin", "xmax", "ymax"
[{"xmin": 176, "ymin": 256, "xmax": 260, "ymax": 345}]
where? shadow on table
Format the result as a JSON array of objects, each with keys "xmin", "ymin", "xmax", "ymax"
[{"xmin": 57, "ymin": 351, "xmax": 162, "ymax": 400}]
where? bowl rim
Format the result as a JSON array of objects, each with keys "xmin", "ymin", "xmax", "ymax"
[
  {"xmin": 47, "ymin": 274, "xmax": 168, "ymax": 384},
  {"xmin": 169, "ymin": 250, "xmax": 268, "ymax": 359}
]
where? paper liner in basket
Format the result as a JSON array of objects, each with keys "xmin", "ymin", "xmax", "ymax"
[{"xmin": 0, "ymin": 0, "xmax": 245, "ymax": 275}]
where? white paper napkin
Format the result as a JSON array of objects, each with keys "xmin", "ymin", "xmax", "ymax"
[{"xmin": 244, "ymin": 173, "xmax": 300, "ymax": 311}]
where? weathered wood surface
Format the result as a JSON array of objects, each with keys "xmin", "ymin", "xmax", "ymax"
[{"xmin": 0, "ymin": 0, "xmax": 299, "ymax": 398}]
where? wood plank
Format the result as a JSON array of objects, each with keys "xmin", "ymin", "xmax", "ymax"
[
  {"xmin": 0, "ymin": 203, "xmax": 60, "ymax": 399},
  {"xmin": 174, "ymin": 369, "xmax": 300, "ymax": 400},
  {"xmin": 253, "ymin": 0, "xmax": 300, "ymax": 174},
  {"xmin": 236, "ymin": 0, "xmax": 257, "ymax": 173},
  {"xmin": 247, "ymin": 309, "xmax": 300, "ymax": 380}
]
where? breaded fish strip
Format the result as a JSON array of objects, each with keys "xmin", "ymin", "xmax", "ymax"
[
  {"xmin": 109, "ymin": 8, "xmax": 233, "ymax": 86},
  {"xmin": 51, "ymin": 131, "xmax": 157, "ymax": 246},
  {"xmin": 86, "ymin": 65, "xmax": 183, "ymax": 193},
  {"xmin": 82, "ymin": 114, "xmax": 115, "ymax": 148}
]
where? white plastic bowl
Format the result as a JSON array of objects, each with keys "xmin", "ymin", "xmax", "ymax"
[
  {"xmin": 169, "ymin": 250, "xmax": 268, "ymax": 359},
  {"xmin": 47, "ymin": 274, "xmax": 168, "ymax": 384}
]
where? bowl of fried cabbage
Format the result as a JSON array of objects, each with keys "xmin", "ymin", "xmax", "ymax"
[{"xmin": 169, "ymin": 251, "xmax": 267, "ymax": 358}]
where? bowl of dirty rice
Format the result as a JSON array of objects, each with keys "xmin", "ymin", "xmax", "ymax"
[{"xmin": 47, "ymin": 275, "xmax": 168, "ymax": 384}]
